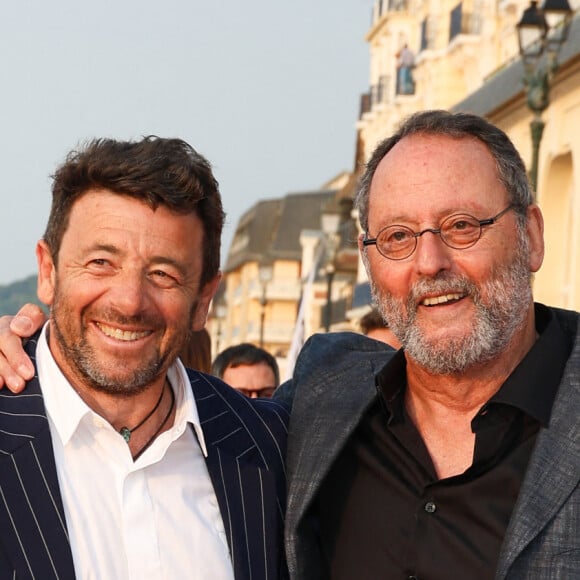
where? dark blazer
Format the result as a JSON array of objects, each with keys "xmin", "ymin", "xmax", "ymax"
[
  {"xmin": 276, "ymin": 305, "xmax": 580, "ymax": 580},
  {"xmin": 0, "ymin": 334, "xmax": 289, "ymax": 580}
]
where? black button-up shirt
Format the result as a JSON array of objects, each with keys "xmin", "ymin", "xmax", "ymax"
[{"xmin": 317, "ymin": 305, "xmax": 570, "ymax": 580}]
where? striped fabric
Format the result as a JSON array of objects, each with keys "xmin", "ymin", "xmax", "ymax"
[{"xmin": 0, "ymin": 335, "xmax": 289, "ymax": 580}]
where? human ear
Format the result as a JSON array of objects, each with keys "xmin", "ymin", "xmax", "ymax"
[
  {"xmin": 526, "ymin": 205, "xmax": 544, "ymax": 273},
  {"xmin": 36, "ymin": 240, "xmax": 57, "ymax": 306},
  {"xmin": 191, "ymin": 273, "xmax": 222, "ymax": 330}
]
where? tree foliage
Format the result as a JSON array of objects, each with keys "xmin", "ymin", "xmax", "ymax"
[{"xmin": 0, "ymin": 275, "xmax": 46, "ymax": 315}]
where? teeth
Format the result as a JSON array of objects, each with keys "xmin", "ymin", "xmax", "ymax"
[
  {"xmin": 422, "ymin": 293, "xmax": 464, "ymax": 306},
  {"xmin": 96, "ymin": 323, "xmax": 150, "ymax": 341}
]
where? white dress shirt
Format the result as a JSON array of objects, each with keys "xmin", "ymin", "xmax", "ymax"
[{"xmin": 36, "ymin": 323, "xmax": 234, "ymax": 580}]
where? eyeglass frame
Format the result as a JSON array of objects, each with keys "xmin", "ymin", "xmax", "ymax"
[
  {"xmin": 362, "ymin": 205, "xmax": 515, "ymax": 261},
  {"xmin": 235, "ymin": 385, "xmax": 277, "ymax": 399}
]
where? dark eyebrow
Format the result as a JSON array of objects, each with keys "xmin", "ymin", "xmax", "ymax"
[{"xmin": 86, "ymin": 245, "xmax": 189, "ymax": 278}]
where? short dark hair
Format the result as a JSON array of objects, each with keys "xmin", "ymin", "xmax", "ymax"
[
  {"xmin": 359, "ymin": 308, "xmax": 389, "ymax": 334},
  {"xmin": 212, "ymin": 343, "xmax": 280, "ymax": 386},
  {"xmin": 45, "ymin": 136, "xmax": 225, "ymax": 287},
  {"xmin": 355, "ymin": 110, "xmax": 532, "ymax": 233}
]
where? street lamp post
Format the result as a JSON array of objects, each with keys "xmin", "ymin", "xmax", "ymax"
[
  {"xmin": 324, "ymin": 261, "xmax": 336, "ymax": 333},
  {"xmin": 258, "ymin": 261, "xmax": 273, "ymax": 348},
  {"xmin": 517, "ymin": 0, "xmax": 573, "ymax": 194},
  {"xmin": 321, "ymin": 210, "xmax": 341, "ymax": 333}
]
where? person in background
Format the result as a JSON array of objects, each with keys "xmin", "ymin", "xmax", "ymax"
[
  {"xmin": 359, "ymin": 306, "xmax": 401, "ymax": 348},
  {"xmin": 212, "ymin": 342, "xmax": 280, "ymax": 398},
  {"xmin": 0, "ymin": 136, "xmax": 288, "ymax": 579},
  {"xmin": 396, "ymin": 43, "xmax": 415, "ymax": 95}
]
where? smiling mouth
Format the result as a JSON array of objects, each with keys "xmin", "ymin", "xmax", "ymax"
[
  {"xmin": 96, "ymin": 323, "xmax": 152, "ymax": 341},
  {"xmin": 421, "ymin": 293, "xmax": 465, "ymax": 306}
]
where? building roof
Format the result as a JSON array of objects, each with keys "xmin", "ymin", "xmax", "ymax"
[
  {"xmin": 225, "ymin": 190, "xmax": 337, "ymax": 271},
  {"xmin": 270, "ymin": 190, "xmax": 337, "ymax": 259}
]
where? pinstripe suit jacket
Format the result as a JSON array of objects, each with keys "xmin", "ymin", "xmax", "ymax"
[
  {"xmin": 276, "ymin": 304, "xmax": 580, "ymax": 579},
  {"xmin": 0, "ymin": 335, "xmax": 289, "ymax": 580}
]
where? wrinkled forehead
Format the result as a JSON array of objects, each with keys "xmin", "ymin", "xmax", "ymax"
[{"xmin": 367, "ymin": 134, "xmax": 506, "ymax": 227}]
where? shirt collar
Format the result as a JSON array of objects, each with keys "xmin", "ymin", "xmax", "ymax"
[
  {"xmin": 167, "ymin": 358, "xmax": 209, "ymax": 457},
  {"xmin": 488, "ymin": 303, "xmax": 571, "ymax": 426},
  {"xmin": 36, "ymin": 322, "xmax": 209, "ymax": 457},
  {"xmin": 375, "ymin": 349, "xmax": 407, "ymax": 423}
]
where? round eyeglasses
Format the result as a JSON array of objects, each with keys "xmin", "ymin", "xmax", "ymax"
[{"xmin": 362, "ymin": 205, "xmax": 515, "ymax": 261}]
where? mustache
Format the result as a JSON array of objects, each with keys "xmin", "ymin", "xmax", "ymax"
[{"xmin": 407, "ymin": 273, "xmax": 478, "ymax": 307}]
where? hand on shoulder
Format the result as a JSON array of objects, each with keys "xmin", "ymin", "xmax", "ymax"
[{"xmin": 0, "ymin": 303, "xmax": 46, "ymax": 392}]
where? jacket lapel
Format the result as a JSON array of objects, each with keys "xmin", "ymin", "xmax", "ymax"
[
  {"xmin": 286, "ymin": 357, "xmax": 378, "ymax": 531},
  {"xmin": 285, "ymin": 338, "xmax": 391, "ymax": 576},
  {"xmin": 497, "ymin": 343, "xmax": 580, "ymax": 578},
  {"xmin": 0, "ymin": 336, "xmax": 75, "ymax": 579}
]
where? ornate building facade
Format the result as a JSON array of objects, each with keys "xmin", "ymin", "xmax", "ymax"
[{"xmin": 359, "ymin": 0, "xmax": 580, "ymax": 310}]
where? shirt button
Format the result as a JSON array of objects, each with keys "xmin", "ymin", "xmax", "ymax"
[{"xmin": 424, "ymin": 501, "xmax": 437, "ymax": 513}]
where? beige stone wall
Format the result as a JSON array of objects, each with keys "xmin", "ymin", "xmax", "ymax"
[
  {"xmin": 217, "ymin": 258, "xmax": 302, "ymax": 356},
  {"xmin": 359, "ymin": 0, "xmax": 580, "ymax": 311},
  {"xmin": 490, "ymin": 60, "xmax": 580, "ymax": 310}
]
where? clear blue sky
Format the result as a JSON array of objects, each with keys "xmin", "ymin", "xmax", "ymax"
[{"xmin": 1, "ymin": 0, "xmax": 374, "ymax": 286}]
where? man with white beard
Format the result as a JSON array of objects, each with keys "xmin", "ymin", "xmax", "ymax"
[
  {"xmin": 0, "ymin": 111, "xmax": 578, "ymax": 579},
  {"xmin": 275, "ymin": 111, "xmax": 579, "ymax": 579}
]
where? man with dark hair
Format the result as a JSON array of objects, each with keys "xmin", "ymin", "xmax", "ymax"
[
  {"xmin": 358, "ymin": 307, "xmax": 400, "ymax": 348},
  {"xmin": 212, "ymin": 343, "xmax": 280, "ymax": 398},
  {"xmin": 0, "ymin": 136, "xmax": 288, "ymax": 579}
]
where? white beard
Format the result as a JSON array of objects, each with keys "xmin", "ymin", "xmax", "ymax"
[{"xmin": 370, "ymin": 241, "xmax": 532, "ymax": 375}]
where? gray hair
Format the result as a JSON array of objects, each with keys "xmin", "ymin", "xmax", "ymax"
[{"xmin": 355, "ymin": 110, "xmax": 533, "ymax": 233}]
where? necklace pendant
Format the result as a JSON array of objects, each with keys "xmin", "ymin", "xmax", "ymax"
[{"xmin": 120, "ymin": 427, "xmax": 131, "ymax": 443}]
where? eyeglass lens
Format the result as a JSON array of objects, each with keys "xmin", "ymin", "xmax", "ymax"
[{"xmin": 377, "ymin": 214, "xmax": 484, "ymax": 260}]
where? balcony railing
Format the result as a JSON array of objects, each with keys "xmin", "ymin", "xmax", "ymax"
[
  {"xmin": 245, "ymin": 322, "xmax": 298, "ymax": 345},
  {"xmin": 420, "ymin": 17, "xmax": 438, "ymax": 52},
  {"xmin": 248, "ymin": 278, "xmax": 302, "ymax": 302},
  {"xmin": 449, "ymin": 6, "xmax": 482, "ymax": 42},
  {"xmin": 360, "ymin": 74, "xmax": 395, "ymax": 115},
  {"xmin": 387, "ymin": 0, "xmax": 409, "ymax": 12},
  {"xmin": 360, "ymin": 92, "xmax": 372, "ymax": 117},
  {"xmin": 374, "ymin": 0, "xmax": 410, "ymax": 22},
  {"xmin": 371, "ymin": 75, "xmax": 391, "ymax": 107}
]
